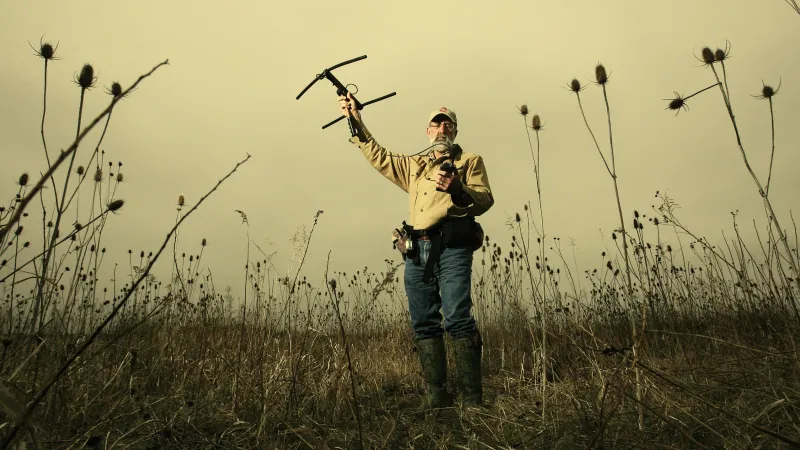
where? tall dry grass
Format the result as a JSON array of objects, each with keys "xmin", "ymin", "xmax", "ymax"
[{"xmin": 0, "ymin": 35, "xmax": 798, "ymax": 449}]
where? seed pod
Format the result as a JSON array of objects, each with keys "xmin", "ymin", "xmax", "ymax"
[
  {"xmin": 531, "ymin": 114, "xmax": 542, "ymax": 131},
  {"xmin": 110, "ymin": 82, "xmax": 122, "ymax": 98},
  {"xmin": 93, "ymin": 168, "xmax": 102, "ymax": 182},
  {"xmin": 518, "ymin": 104, "xmax": 529, "ymax": 116},
  {"xmin": 77, "ymin": 63, "xmax": 96, "ymax": 89},
  {"xmin": 515, "ymin": 213, "xmax": 521, "ymax": 222},
  {"xmin": 595, "ymin": 64, "xmax": 608, "ymax": 85},
  {"xmin": 18, "ymin": 173, "xmax": 29, "ymax": 186},
  {"xmin": 668, "ymin": 97, "xmax": 685, "ymax": 111},
  {"xmin": 178, "ymin": 194, "xmax": 185, "ymax": 207},
  {"xmin": 714, "ymin": 48, "xmax": 727, "ymax": 62},
  {"xmin": 202, "ymin": 238, "xmax": 207, "ymax": 246},
  {"xmin": 569, "ymin": 79, "xmax": 581, "ymax": 92},
  {"xmin": 761, "ymin": 85, "xmax": 776, "ymax": 99},
  {"xmin": 116, "ymin": 173, "xmax": 124, "ymax": 182},
  {"xmin": 107, "ymin": 199, "xmax": 124, "ymax": 211},
  {"xmin": 701, "ymin": 47, "xmax": 715, "ymax": 64},
  {"xmin": 77, "ymin": 166, "xmax": 85, "ymax": 176},
  {"xmin": 39, "ymin": 42, "xmax": 55, "ymax": 60}
]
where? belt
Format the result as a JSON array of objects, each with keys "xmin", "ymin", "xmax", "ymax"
[{"xmin": 411, "ymin": 227, "xmax": 441, "ymax": 241}]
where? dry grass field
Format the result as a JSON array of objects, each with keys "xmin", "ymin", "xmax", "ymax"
[{"xmin": 1, "ymin": 23, "xmax": 799, "ymax": 449}]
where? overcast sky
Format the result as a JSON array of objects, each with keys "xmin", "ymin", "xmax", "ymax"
[{"xmin": 2, "ymin": 1, "xmax": 798, "ymax": 304}]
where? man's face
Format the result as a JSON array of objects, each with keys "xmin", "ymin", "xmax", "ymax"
[{"xmin": 426, "ymin": 115, "xmax": 457, "ymax": 152}]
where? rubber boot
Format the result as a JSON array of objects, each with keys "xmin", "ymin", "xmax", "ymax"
[
  {"xmin": 415, "ymin": 335, "xmax": 453, "ymax": 408},
  {"xmin": 452, "ymin": 331, "xmax": 483, "ymax": 406}
]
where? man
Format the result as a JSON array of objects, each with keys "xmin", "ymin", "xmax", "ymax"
[{"xmin": 338, "ymin": 93, "xmax": 494, "ymax": 408}]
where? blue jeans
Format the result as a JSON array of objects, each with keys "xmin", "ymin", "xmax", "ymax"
[{"xmin": 404, "ymin": 239, "xmax": 477, "ymax": 340}]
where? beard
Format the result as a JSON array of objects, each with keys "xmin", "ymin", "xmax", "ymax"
[{"xmin": 429, "ymin": 134, "xmax": 455, "ymax": 154}]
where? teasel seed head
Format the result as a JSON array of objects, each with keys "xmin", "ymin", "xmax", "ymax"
[
  {"xmin": 76, "ymin": 63, "xmax": 97, "ymax": 90},
  {"xmin": 515, "ymin": 213, "xmax": 521, "ymax": 222},
  {"xmin": 202, "ymin": 238, "xmax": 207, "ymax": 247},
  {"xmin": 18, "ymin": 173, "xmax": 29, "ymax": 186},
  {"xmin": 531, "ymin": 114, "xmax": 542, "ymax": 131},
  {"xmin": 107, "ymin": 81, "xmax": 123, "ymax": 98},
  {"xmin": 116, "ymin": 173, "xmax": 124, "ymax": 183},
  {"xmin": 107, "ymin": 199, "xmax": 124, "ymax": 212},
  {"xmin": 93, "ymin": 168, "xmax": 102, "ymax": 182},
  {"xmin": 40, "ymin": 42, "xmax": 55, "ymax": 60},
  {"xmin": 517, "ymin": 104, "xmax": 529, "ymax": 116},
  {"xmin": 612, "ymin": 232, "xmax": 617, "ymax": 240},
  {"xmin": 178, "ymin": 194, "xmax": 185, "ymax": 207},
  {"xmin": 15, "ymin": 226, "xmax": 23, "ymax": 236},
  {"xmin": 701, "ymin": 47, "xmax": 715, "ymax": 65},
  {"xmin": 568, "ymin": 79, "xmax": 582, "ymax": 93},
  {"xmin": 664, "ymin": 92, "xmax": 689, "ymax": 115},
  {"xmin": 754, "ymin": 79, "xmax": 781, "ymax": 100},
  {"xmin": 30, "ymin": 37, "xmax": 58, "ymax": 61},
  {"xmin": 77, "ymin": 166, "xmax": 85, "ymax": 176},
  {"xmin": 594, "ymin": 63, "xmax": 608, "ymax": 85}
]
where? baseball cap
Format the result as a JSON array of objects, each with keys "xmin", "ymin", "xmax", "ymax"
[{"xmin": 428, "ymin": 106, "xmax": 457, "ymax": 126}]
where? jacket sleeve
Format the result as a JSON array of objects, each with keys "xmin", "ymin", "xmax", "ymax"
[
  {"xmin": 349, "ymin": 122, "xmax": 411, "ymax": 193},
  {"xmin": 451, "ymin": 155, "xmax": 494, "ymax": 216}
]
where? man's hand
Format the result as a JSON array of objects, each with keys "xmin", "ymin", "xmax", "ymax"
[
  {"xmin": 338, "ymin": 92, "xmax": 362, "ymax": 123},
  {"xmin": 436, "ymin": 169, "xmax": 463, "ymax": 195}
]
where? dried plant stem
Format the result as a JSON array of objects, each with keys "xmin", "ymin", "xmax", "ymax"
[
  {"xmin": 0, "ymin": 59, "xmax": 171, "ymax": 332},
  {"xmin": 233, "ymin": 214, "xmax": 250, "ymax": 412},
  {"xmin": 708, "ymin": 66, "xmax": 798, "ymax": 275},
  {"xmin": 0, "ymin": 151, "xmax": 249, "ymax": 450},
  {"xmin": 31, "ymin": 85, "xmax": 87, "ymax": 334},
  {"xmin": 574, "ymin": 92, "xmax": 614, "ymax": 178},
  {"xmin": 634, "ymin": 359, "xmax": 800, "ymax": 447},
  {"xmin": 39, "ymin": 57, "xmax": 60, "ymax": 214},
  {"xmin": 534, "ymin": 127, "xmax": 547, "ymax": 418},
  {"xmin": 325, "ymin": 251, "xmax": 364, "ymax": 450},
  {"xmin": 520, "ymin": 113, "xmax": 549, "ymax": 413},
  {"xmin": 786, "ymin": 0, "xmax": 800, "ymax": 14},
  {"xmin": 765, "ymin": 96, "xmax": 776, "ymax": 196},
  {"xmin": 599, "ymin": 83, "xmax": 643, "ymax": 431}
]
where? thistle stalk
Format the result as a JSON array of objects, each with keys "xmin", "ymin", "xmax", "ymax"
[
  {"xmin": 706, "ymin": 64, "xmax": 797, "ymax": 275},
  {"xmin": 765, "ymin": 95, "xmax": 776, "ymax": 197}
]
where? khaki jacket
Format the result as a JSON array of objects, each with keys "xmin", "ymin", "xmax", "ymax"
[{"xmin": 349, "ymin": 122, "xmax": 494, "ymax": 231}]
